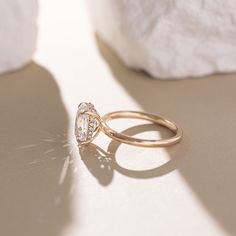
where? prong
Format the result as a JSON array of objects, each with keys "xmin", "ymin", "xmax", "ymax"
[{"xmin": 84, "ymin": 111, "xmax": 102, "ymax": 124}]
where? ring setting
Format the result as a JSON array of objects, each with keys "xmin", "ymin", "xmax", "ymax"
[
  {"xmin": 75, "ymin": 102, "xmax": 183, "ymax": 147},
  {"xmin": 75, "ymin": 102, "xmax": 100, "ymax": 144}
]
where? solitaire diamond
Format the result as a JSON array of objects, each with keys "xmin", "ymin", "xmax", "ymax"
[{"xmin": 75, "ymin": 102, "xmax": 99, "ymax": 144}]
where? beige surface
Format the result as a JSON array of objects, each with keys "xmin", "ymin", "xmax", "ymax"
[{"xmin": 0, "ymin": 0, "xmax": 235, "ymax": 236}]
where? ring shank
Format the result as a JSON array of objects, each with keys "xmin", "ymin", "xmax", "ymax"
[{"xmin": 101, "ymin": 111, "xmax": 183, "ymax": 147}]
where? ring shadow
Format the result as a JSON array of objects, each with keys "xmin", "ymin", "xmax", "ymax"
[
  {"xmin": 95, "ymin": 35, "xmax": 236, "ymax": 235},
  {"xmin": 80, "ymin": 124, "xmax": 183, "ymax": 186},
  {"xmin": 0, "ymin": 63, "xmax": 75, "ymax": 236}
]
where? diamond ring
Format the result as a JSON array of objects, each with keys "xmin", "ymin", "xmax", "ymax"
[{"xmin": 75, "ymin": 102, "xmax": 183, "ymax": 147}]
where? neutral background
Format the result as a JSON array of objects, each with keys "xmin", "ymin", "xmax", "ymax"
[{"xmin": 0, "ymin": 0, "xmax": 235, "ymax": 236}]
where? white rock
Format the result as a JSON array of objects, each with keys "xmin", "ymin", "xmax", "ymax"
[
  {"xmin": 88, "ymin": 0, "xmax": 236, "ymax": 79},
  {"xmin": 0, "ymin": 0, "xmax": 37, "ymax": 74}
]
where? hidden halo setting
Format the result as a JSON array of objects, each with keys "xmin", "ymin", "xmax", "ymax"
[{"xmin": 75, "ymin": 102, "xmax": 183, "ymax": 147}]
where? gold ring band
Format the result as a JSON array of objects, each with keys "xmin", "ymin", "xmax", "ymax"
[
  {"xmin": 102, "ymin": 111, "xmax": 182, "ymax": 147},
  {"xmin": 75, "ymin": 102, "xmax": 183, "ymax": 148}
]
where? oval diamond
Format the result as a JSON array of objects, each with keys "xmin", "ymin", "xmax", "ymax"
[{"xmin": 75, "ymin": 102, "xmax": 99, "ymax": 144}]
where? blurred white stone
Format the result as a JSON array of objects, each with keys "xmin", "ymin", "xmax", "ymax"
[
  {"xmin": 88, "ymin": 0, "xmax": 236, "ymax": 79},
  {"xmin": 0, "ymin": 0, "xmax": 37, "ymax": 74}
]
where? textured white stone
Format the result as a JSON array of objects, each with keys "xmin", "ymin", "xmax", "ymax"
[
  {"xmin": 0, "ymin": 0, "xmax": 37, "ymax": 74},
  {"xmin": 88, "ymin": 0, "xmax": 236, "ymax": 79}
]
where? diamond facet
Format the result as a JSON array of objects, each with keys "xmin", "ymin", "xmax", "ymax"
[
  {"xmin": 75, "ymin": 102, "xmax": 100, "ymax": 144},
  {"xmin": 78, "ymin": 102, "xmax": 88, "ymax": 113},
  {"xmin": 76, "ymin": 113, "xmax": 89, "ymax": 142}
]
